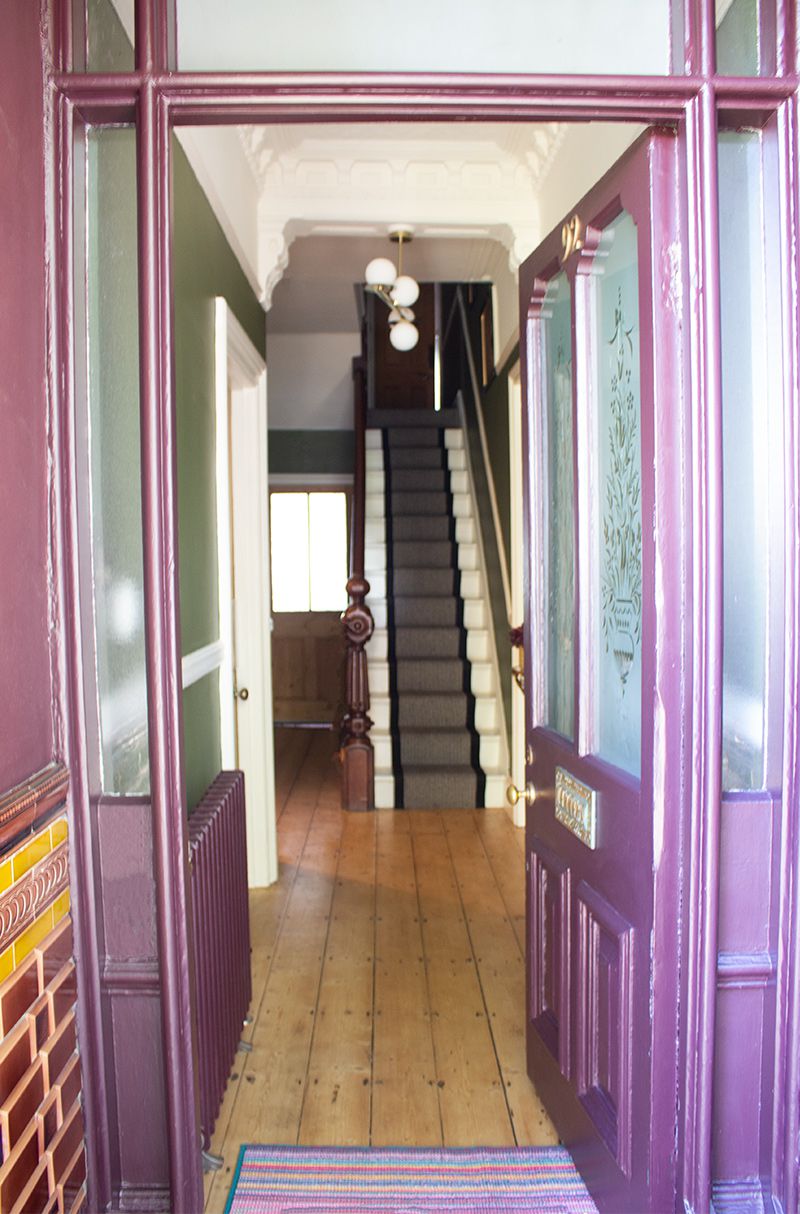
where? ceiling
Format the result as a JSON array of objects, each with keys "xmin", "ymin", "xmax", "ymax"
[{"xmin": 268, "ymin": 234, "xmax": 512, "ymax": 334}]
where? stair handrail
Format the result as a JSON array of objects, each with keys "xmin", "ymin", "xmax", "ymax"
[{"xmin": 340, "ymin": 351, "xmax": 375, "ymax": 811}]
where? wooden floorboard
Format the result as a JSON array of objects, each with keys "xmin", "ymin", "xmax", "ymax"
[{"xmin": 204, "ymin": 731, "xmax": 557, "ymax": 1211}]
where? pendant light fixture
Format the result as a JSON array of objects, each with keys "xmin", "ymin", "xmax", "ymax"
[{"xmin": 364, "ymin": 225, "xmax": 420, "ymax": 351}]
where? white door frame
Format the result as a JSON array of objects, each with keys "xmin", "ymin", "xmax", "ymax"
[
  {"xmin": 508, "ymin": 362, "xmax": 526, "ymax": 828},
  {"xmin": 214, "ymin": 298, "xmax": 277, "ymax": 887}
]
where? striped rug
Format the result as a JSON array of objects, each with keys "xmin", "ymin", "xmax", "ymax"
[{"xmin": 224, "ymin": 1145, "xmax": 598, "ymax": 1212}]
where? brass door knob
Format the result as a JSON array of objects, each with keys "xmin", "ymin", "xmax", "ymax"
[
  {"xmin": 507, "ymin": 782, "xmax": 537, "ymax": 807},
  {"xmin": 237, "ymin": 687, "xmax": 250, "ymax": 701}
]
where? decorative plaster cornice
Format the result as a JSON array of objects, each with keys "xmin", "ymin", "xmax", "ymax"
[{"xmin": 238, "ymin": 122, "xmax": 566, "ymax": 304}]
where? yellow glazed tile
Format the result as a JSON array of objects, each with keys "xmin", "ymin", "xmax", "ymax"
[
  {"xmin": 0, "ymin": 858, "xmax": 13, "ymax": 895},
  {"xmin": 0, "ymin": 946, "xmax": 14, "ymax": 985},
  {"xmin": 11, "ymin": 826, "xmax": 53, "ymax": 883},
  {"xmin": 13, "ymin": 908, "xmax": 55, "ymax": 967},
  {"xmin": 52, "ymin": 891, "xmax": 71, "ymax": 925},
  {"xmin": 51, "ymin": 817, "xmax": 68, "ymax": 847}
]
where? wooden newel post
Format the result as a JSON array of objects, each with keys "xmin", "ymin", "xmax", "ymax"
[
  {"xmin": 341, "ymin": 341, "xmax": 375, "ymax": 810},
  {"xmin": 341, "ymin": 575, "xmax": 375, "ymax": 810}
]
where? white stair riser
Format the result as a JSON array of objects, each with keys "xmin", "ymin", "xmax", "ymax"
[
  {"xmin": 455, "ymin": 517, "xmax": 476, "ymax": 543},
  {"xmin": 444, "ymin": 430, "xmax": 463, "ymax": 449},
  {"xmin": 375, "ymin": 773, "xmax": 396, "ymax": 809},
  {"xmin": 365, "ymin": 431, "xmax": 383, "ymax": 449},
  {"xmin": 369, "ymin": 664, "xmax": 389, "ymax": 695},
  {"xmin": 366, "ymin": 449, "xmax": 384, "ymax": 470},
  {"xmin": 365, "ymin": 543, "xmax": 387, "ymax": 571},
  {"xmin": 464, "ymin": 600, "xmax": 486, "ymax": 629},
  {"xmin": 447, "ymin": 448, "xmax": 466, "ymax": 471},
  {"xmin": 370, "ymin": 700, "xmax": 391, "ymax": 730},
  {"xmin": 366, "ymin": 494, "xmax": 385, "ymax": 519},
  {"xmin": 480, "ymin": 734, "xmax": 504, "ymax": 769},
  {"xmin": 475, "ymin": 699, "xmax": 499, "ymax": 731},
  {"xmin": 373, "ymin": 734, "xmax": 393, "ymax": 768},
  {"xmin": 366, "ymin": 470, "xmax": 385, "ymax": 494},
  {"xmin": 367, "ymin": 601, "xmax": 387, "ymax": 629},
  {"xmin": 484, "ymin": 773, "xmax": 508, "ymax": 809},
  {"xmin": 459, "ymin": 569, "xmax": 483, "ymax": 599}
]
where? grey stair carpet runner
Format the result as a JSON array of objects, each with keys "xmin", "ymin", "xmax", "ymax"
[{"xmin": 382, "ymin": 423, "xmax": 485, "ymax": 809}]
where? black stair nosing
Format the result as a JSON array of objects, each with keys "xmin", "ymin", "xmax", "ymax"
[{"xmin": 382, "ymin": 428, "xmax": 404, "ymax": 809}]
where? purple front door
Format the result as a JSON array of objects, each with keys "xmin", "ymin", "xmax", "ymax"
[{"xmin": 519, "ymin": 131, "xmax": 687, "ymax": 1213}]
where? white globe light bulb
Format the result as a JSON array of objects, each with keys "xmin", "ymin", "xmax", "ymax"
[
  {"xmin": 365, "ymin": 257, "xmax": 397, "ymax": 288},
  {"xmin": 391, "ymin": 275, "xmax": 420, "ymax": 307},
  {"xmin": 389, "ymin": 320, "xmax": 419, "ymax": 352}
]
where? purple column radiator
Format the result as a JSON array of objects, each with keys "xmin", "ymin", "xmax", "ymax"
[{"xmin": 188, "ymin": 771, "xmax": 252, "ymax": 1151}]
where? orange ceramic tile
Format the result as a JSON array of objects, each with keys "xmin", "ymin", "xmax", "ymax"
[
  {"xmin": 59, "ymin": 1143, "xmax": 85, "ymax": 1212},
  {"xmin": 50, "ymin": 819, "xmax": 68, "ymax": 848},
  {"xmin": 35, "ymin": 918, "xmax": 73, "ymax": 989},
  {"xmin": 41, "ymin": 1013, "xmax": 76, "ymax": 1090},
  {"xmin": 11, "ymin": 828, "xmax": 53, "ymax": 883},
  {"xmin": 0, "ymin": 953, "xmax": 40, "ymax": 1037},
  {"xmin": 13, "ymin": 908, "xmax": 55, "ymax": 969},
  {"xmin": 0, "ymin": 1118, "xmax": 39, "ymax": 1212},
  {"xmin": 0, "ymin": 947, "xmax": 15, "ymax": 991},
  {"xmin": 56, "ymin": 1055, "xmax": 81, "ymax": 1118},
  {"xmin": 8, "ymin": 1155, "xmax": 48, "ymax": 1214},
  {"xmin": 45, "ymin": 1102, "xmax": 82, "ymax": 1194},
  {"xmin": 1, "ymin": 1057, "xmax": 44, "ymax": 1157},
  {"xmin": 47, "ymin": 961, "xmax": 77, "ymax": 1026},
  {"xmin": 35, "ymin": 1084, "xmax": 61, "ymax": 1156},
  {"xmin": 0, "ymin": 1019, "xmax": 34, "ymax": 1110},
  {"xmin": 52, "ymin": 890, "xmax": 70, "ymax": 925},
  {"xmin": 25, "ymin": 991, "xmax": 53, "ymax": 1053}
]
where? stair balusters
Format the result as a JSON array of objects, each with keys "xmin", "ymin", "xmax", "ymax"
[{"xmin": 340, "ymin": 355, "xmax": 375, "ymax": 810}]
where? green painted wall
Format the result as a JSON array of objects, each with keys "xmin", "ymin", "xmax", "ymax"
[
  {"xmin": 481, "ymin": 345, "xmax": 518, "ymax": 574},
  {"xmin": 269, "ymin": 430, "xmax": 354, "ymax": 475},
  {"xmin": 90, "ymin": 0, "xmax": 266, "ymax": 811},
  {"xmin": 172, "ymin": 145, "xmax": 265, "ymax": 809}
]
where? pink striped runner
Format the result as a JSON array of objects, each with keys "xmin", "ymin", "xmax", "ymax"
[{"xmin": 225, "ymin": 1145, "xmax": 598, "ymax": 1212}]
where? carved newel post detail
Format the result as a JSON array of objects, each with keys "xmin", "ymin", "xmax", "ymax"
[{"xmin": 341, "ymin": 575, "xmax": 375, "ymax": 811}]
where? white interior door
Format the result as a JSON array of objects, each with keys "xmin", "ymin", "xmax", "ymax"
[{"xmin": 215, "ymin": 299, "xmax": 277, "ymax": 887}]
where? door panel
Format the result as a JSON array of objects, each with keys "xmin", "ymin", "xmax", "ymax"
[{"xmin": 520, "ymin": 131, "xmax": 686, "ymax": 1213}]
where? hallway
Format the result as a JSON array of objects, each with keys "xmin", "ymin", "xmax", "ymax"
[{"xmin": 204, "ymin": 729, "xmax": 557, "ymax": 1211}]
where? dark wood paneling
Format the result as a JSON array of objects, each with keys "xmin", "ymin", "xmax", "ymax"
[
  {"xmin": 272, "ymin": 613, "xmax": 345, "ymax": 723},
  {"xmin": 374, "ymin": 284, "xmax": 435, "ymax": 411}
]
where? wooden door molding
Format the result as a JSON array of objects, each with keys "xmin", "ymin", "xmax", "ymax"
[{"xmin": 215, "ymin": 299, "xmax": 278, "ymax": 889}]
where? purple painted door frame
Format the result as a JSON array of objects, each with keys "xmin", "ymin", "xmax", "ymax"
[{"xmin": 43, "ymin": 1, "xmax": 800, "ymax": 1211}]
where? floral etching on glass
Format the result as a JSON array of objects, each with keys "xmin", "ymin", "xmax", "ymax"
[
  {"xmin": 601, "ymin": 287, "xmax": 642, "ymax": 689},
  {"xmin": 552, "ymin": 338, "xmax": 574, "ymax": 729}
]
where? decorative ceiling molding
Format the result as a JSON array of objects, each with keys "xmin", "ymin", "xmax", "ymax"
[{"xmin": 239, "ymin": 122, "xmax": 566, "ymax": 307}]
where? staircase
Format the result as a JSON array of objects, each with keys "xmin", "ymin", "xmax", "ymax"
[{"xmin": 365, "ymin": 409, "xmax": 507, "ymax": 809}]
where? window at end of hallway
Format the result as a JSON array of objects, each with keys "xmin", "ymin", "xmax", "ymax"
[{"xmin": 270, "ymin": 491, "xmax": 348, "ymax": 613}]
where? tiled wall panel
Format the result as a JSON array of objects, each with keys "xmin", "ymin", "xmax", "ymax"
[{"xmin": 0, "ymin": 769, "xmax": 86, "ymax": 1214}]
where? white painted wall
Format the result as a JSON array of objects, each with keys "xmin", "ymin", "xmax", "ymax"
[
  {"xmin": 177, "ymin": 0, "xmax": 670, "ymax": 76},
  {"xmin": 266, "ymin": 332, "xmax": 360, "ymax": 430},
  {"xmin": 537, "ymin": 124, "xmax": 644, "ymax": 241}
]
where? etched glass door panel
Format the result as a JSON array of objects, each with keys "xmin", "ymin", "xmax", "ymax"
[
  {"xmin": 591, "ymin": 210, "xmax": 642, "ymax": 777},
  {"xmin": 543, "ymin": 273, "xmax": 575, "ymax": 740}
]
